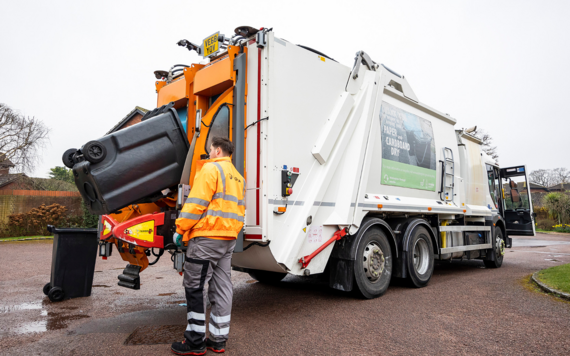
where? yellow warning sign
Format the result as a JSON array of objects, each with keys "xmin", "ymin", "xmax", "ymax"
[
  {"xmin": 124, "ymin": 221, "xmax": 155, "ymax": 242},
  {"xmin": 103, "ymin": 220, "xmax": 111, "ymax": 236},
  {"xmin": 202, "ymin": 32, "xmax": 219, "ymax": 57}
]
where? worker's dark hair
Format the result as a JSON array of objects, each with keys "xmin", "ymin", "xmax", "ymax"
[{"xmin": 211, "ymin": 137, "xmax": 234, "ymax": 156}]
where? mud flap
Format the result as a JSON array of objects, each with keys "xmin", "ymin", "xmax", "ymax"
[{"xmin": 328, "ymin": 257, "xmax": 354, "ymax": 292}]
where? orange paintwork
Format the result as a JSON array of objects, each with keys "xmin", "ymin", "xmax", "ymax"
[
  {"xmin": 155, "ymin": 80, "xmax": 167, "ymax": 93},
  {"xmin": 194, "ymin": 57, "xmax": 234, "ymax": 97},
  {"xmin": 157, "ymin": 76, "xmax": 187, "ymax": 107}
]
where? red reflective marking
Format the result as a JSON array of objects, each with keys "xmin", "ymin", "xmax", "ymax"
[
  {"xmin": 245, "ymin": 234, "xmax": 262, "ymax": 240},
  {"xmin": 256, "ymin": 47, "xmax": 262, "ymax": 226}
]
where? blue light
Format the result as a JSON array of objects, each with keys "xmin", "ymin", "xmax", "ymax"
[{"xmin": 283, "ymin": 165, "xmax": 287, "ymax": 170}]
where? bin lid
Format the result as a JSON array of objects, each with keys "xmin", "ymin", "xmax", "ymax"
[{"xmin": 47, "ymin": 225, "xmax": 98, "ymax": 234}]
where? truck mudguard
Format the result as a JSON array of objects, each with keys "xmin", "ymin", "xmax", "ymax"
[
  {"xmin": 389, "ymin": 218, "xmax": 438, "ymax": 279},
  {"xmin": 328, "ymin": 217, "xmax": 397, "ymax": 291}
]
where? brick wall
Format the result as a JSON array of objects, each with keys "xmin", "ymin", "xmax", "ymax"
[{"xmin": 119, "ymin": 113, "xmax": 143, "ymax": 130}]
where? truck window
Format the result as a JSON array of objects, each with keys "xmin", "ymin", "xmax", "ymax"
[
  {"xmin": 205, "ymin": 105, "xmax": 230, "ymax": 154},
  {"xmin": 486, "ymin": 164, "xmax": 499, "ymax": 208},
  {"xmin": 502, "ymin": 175, "xmax": 530, "ymax": 210}
]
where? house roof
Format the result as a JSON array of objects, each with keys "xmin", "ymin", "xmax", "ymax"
[
  {"xmin": 0, "ymin": 173, "xmax": 26, "ymax": 188},
  {"xmin": 0, "ymin": 154, "xmax": 15, "ymax": 168},
  {"xmin": 106, "ymin": 106, "xmax": 149, "ymax": 135},
  {"xmin": 549, "ymin": 183, "xmax": 568, "ymax": 191}
]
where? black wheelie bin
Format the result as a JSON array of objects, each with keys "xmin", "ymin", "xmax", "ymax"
[
  {"xmin": 63, "ymin": 105, "xmax": 189, "ymax": 215},
  {"xmin": 43, "ymin": 225, "xmax": 99, "ymax": 302}
]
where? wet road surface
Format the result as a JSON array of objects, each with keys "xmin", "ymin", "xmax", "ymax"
[{"xmin": 1, "ymin": 233, "xmax": 569, "ymax": 355}]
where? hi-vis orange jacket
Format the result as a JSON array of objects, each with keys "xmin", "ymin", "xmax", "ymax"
[{"xmin": 175, "ymin": 157, "xmax": 245, "ymax": 242}]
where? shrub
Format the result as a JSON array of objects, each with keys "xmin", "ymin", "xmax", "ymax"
[
  {"xmin": 543, "ymin": 192, "xmax": 570, "ymax": 225},
  {"xmin": 0, "ymin": 202, "xmax": 98, "ymax": 237},
  {"xmin": 3, "ymin": 203, "xmax": 68, "ymax": 236},
  {"xmin": 537, "ymin": 218, "xmax": 557, "ymax": 231},
  {"xmin": 553, "ymin": 224, "xmax": 570, "ymax": 233}
]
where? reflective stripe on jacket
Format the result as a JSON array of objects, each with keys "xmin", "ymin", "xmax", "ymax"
[{"xmin": 175, "ymin": 157, "xmax": 245, "ymax": 241}]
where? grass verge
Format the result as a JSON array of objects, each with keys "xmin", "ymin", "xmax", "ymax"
[
  {"xmin": 0, "ymin": 235, "xmax": 53, "ymax": 242},
  {"xmin": 537, "ymin": 264, "xmax": 570, "ymax": 294}
]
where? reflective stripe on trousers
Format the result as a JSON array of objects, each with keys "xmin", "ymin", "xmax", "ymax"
[{"xmin": 183, "ymin": 237, "xmax": 236, "ymax": 344}]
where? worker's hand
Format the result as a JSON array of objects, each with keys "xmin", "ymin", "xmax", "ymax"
[{"xmin": 174, "ymin": 232, "xmax": 183, "ymax": 247}]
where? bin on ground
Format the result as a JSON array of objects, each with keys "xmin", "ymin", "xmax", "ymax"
[{"xmin": 42, "ymin": 225, "xmax": 99, "ymax": 302}]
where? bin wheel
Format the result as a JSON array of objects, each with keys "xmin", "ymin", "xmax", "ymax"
[
  {"xmin": 62, "ymin": 148, "xmax": 77, "ymax": 168},
  {"xmin": 43, "ymin": 283, "xmax": 51, "ymax": 296},
  {"xmin": 48, "ymin": 287, "xmax": 65, "ymax": 302},
  {"xmin": 83, "ymin": 141, "xmax": 107, "ymax": 163}
]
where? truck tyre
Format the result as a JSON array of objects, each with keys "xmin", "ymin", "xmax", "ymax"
[
  {"xmin": 353, "ymin": 227, "xmax": 392, "ymax": 299},
  {"xmin": 248, "ymin": 269, "xmax": 287, "ymax": 284},
  {"xmin": 406, "ymin": 226, "xmax": 434, "ymax": 288},
  {"xmin": 83, "ymin": 141, "xmax": 107, "ymax": 164},
  {"xmin": 484, "ymin": 228, "xmax": 504, "ymax": 268}
]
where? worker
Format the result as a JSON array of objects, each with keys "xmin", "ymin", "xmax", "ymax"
[{"xmin": 171, "ymin": 137, "xmax": 245, "ymax": 355}]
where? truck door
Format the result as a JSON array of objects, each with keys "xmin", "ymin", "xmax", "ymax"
[{"xmin": 499, "ymin": 165, "xmax": 535, "ymax": 236}]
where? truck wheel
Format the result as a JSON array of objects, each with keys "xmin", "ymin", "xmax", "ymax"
[
  {"xmin": 43, "ymin": 282, "xmax": 51, "ymax": 296},
  {"xmin": 484, "ymin": 228, "xmax": 504, "ymax": 268},
  {"xmin": 83, "ymin": 141, "xmax": 107, "ymax": 164},
  {"xmin": 353, "ymin": 227, "xmax": 392, "ymax": 299},
  {"xmin": 406, "ymin": 226, "xmax": 434, "ymax": 288},
  {"xmin": 62, "ymin": 149, "xmax": 77, "ymax": 168},
  {"xmin": 48, "ymin": 287, "xmax": 65, "ymax": 302},
  {"xmin": 248, "ymin": 269, "xmax": 287, "ymax": 284}
]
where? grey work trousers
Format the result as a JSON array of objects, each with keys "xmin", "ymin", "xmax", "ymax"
[{"xmin": 183, "ymin": 237, "xmax": 236, "ymax": 345}]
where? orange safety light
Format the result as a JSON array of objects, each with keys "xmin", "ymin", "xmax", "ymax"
[
  {"xmin": 377, "ymin": 204, "xmax": 383, "ymax": 209},
  {"xmin": 463, "ymin": 209, "xmax": 467, "ymax": 213},
  {"xmin": 427, "ymin": 207, "xmax": 432, "ymax": 211},
  {"xmin": 278, "ymin": 207, "xmax": 287, "ymax": 212}
]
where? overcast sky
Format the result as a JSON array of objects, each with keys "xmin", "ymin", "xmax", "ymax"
[{"xmin": 1, "ymin": 0, "xmax": 568, "ymax": 177}]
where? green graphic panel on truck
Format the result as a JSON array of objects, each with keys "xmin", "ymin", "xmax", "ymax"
[{"xmin": 380, "ymin": 101, "xmax": 437, "ymax": 191}]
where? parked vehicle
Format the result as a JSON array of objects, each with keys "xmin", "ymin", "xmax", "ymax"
[{"xmin": 66, "ymin": 27, "xmax": 535, "ymax": 298}]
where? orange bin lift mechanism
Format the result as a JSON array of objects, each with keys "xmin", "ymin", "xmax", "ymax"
[
  {"xmin": 155, "ymin": 46, "xmax": 247, "ymax": 187},
  {"xmin": 101, "ymin": 212, "xmax": 166, "ymax": 249},
  {"xmin": 100, "ymin": 212, "xmax": 166, "ymax": 272}
]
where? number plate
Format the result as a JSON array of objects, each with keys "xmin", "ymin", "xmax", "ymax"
[{"xmin": 202, "ymin": 32, "xmax": 219, "ymax": 57}]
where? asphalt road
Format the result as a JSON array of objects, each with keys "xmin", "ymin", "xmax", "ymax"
[{"xmin": 1, "ymin": 233, "xmax": 570, "ymax": 355}]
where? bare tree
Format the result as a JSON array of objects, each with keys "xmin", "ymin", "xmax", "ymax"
[
  {"xmin": 529, "ymin": 169, "xmax": 553, "ymax": 187},
  {"xmin": 552, "ymin": 167, "xmax": 570, "ymax": 185},
  {"xmin": 474, "ymin": 129, "xmax": 499, "ymax": 162},
  {"xmin": 529, "ymin": 167, "xmax": 570, "ymax": 187},
  {"xmin": 0, "ymin": 103, "xmax": 49, "ymax": 173}
]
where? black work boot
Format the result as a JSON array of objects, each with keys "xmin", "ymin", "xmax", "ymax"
[
  {"xmin": 206, "ymin": 338, "xmax": 226, "ymax": 353},
  {"xmin": 171, "ymin": 339, "xmax": 206, "ymax": 355}
]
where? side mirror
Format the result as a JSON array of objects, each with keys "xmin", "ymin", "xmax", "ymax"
[
  {"xmin": 532, "ymin": 212, "xmax": 537, "ymax": 219},
  {"xmin": 195, "ymin": 109, "xmax": 202, "ymax": 135}
]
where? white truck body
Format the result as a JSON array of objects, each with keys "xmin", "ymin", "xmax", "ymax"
[{"xmin": 228, "ymin": 30, "xmax": 533, "ymax": 288}]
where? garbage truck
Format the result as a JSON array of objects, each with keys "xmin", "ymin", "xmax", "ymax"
[{"xmin": 64, "ymin": 26, "xmax": 535, "ymax": 298}]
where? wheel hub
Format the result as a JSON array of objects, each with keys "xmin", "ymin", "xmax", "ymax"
[
  {"xmin": 363, "ymin": 242, "xmax": 384, "ymax": 282},
  {"xmin": 497, "ymin": 237, "xmax": 505, "ymax": 257},
  {"xmin": 413, "ymin": 238, "xmax": 430, "ymax": 275},
  {"xmin": 89, "ymin": 145, "xmax": 103, "ymax": 158}
]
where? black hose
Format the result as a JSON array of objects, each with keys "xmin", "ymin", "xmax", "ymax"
[
  {"xmin": 243, "ymin": 241, "xmax": 270, "ymax": 251},
  {"xmin": 148, "ymin": 251, "xmax": 161, "ymax": 265}
]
